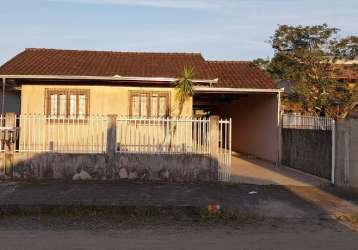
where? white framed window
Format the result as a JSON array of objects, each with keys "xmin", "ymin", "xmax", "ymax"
[
  {"xmin": 129, "ymin": 91, "xmax": 170, "ymax": 118},
  {"xmin": 45, "ymin": 89, "xmax": 89, "ymax": 120}
]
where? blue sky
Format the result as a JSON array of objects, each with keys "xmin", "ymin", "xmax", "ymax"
[{"xmin": 0, "ymin": 0, "xmax": 357, "ymax": 64}]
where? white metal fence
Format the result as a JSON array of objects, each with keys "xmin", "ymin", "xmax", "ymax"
[
  {"xmin": 282, "ymin": 113, "xmax": 334, "ymax": 130},
  {"xmin": 15, "ymin": 114, "xmax": 108, "ymax": 153},
  {"xmin": 116, "ymin": 117, "xmax": 210, "ymax": 154},
  {"xmin": 218, "ymin": 119, "xmax": 232, "ymax": 182},
  {"xmin": 0, "ymin": 114, "xmax": 232, "ymax": 182}
]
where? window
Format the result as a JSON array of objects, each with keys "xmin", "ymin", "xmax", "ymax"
[
  {"xmin": 129, "ymin": 91, "xmax": 170, "ymax": 117},
  {"xmin": 45, "ymin": 89, "xmax": 89, "ymax": 120}
]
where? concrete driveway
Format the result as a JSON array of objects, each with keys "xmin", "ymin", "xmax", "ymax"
[{"xmin": 230, "ymin": 153, "xmax": 330, "ymax": 186}]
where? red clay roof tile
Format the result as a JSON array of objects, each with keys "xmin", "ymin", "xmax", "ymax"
[
  {"xmin": 0, "ymin": 48, "xmax": 277, "ymax": 89},
  {"xmin": 207, "ymin": 61, "xmax": 277, "ymax": 89},
  {"xmin": 332, "ymin": 64, "xmax": 358, "ymax": 81}
]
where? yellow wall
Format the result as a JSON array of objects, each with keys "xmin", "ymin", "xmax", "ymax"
[
  {"xmin": 20, "ymin": 84, "xmax": 193, "ymax": 117},
  {"xmin": 19, "ymin": 84, "xmax": 194, "ymax": 152},
  {"xmin": 213, "ymin": 94, "xmax": 279, "ymax": 163}
]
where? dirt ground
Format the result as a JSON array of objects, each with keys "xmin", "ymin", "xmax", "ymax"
[
  {"xmin": 0, "ymin": 180, "xmax": 357, "ymax": 249},
  {"xmin": 0, "ymin": 216, "xmax": 357, "ymax": 250}
]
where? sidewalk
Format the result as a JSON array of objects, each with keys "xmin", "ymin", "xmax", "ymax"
[
  {"xmin": 230, "ymin": 154, "xmax": 330, "ymax": 186},
  {"xmin": 1, "ymin": 181, "xmax": 357, "ymax": 221}
]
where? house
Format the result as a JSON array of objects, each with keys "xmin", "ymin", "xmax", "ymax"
[
  {"xmin": 0, "ymin": 48, "xmax": 281, "ymax": 181},
  {"xmin": 281, "ymin": 60, "xmax": 358, "ymax": 116},
  {"xmin": 332, "ymin": 62, "xmax": 358, "ymax": 119},
  {"xmin": 333, "ymin": 60, "xmax": 358, "ymax": 84}
]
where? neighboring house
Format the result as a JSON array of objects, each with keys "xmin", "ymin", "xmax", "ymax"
[
  {"xmin": 333, "ymin": 61, "xmax": 358, "ymax": 119},
  {"xmin": 280, "ymin": 60, "xmax": 358, "ymax": 115},
  {"xmin": 348, "ymin": 106, "xmax": 358, "ymax": 118},
  {"xmin": 0, "ymin": 48, "xmax": 281, "ymax": 163},
  {"xmin": 333, "ymin": 60, "xmax": 358, "ymax": 86},
  {"xmin": 275, "ymin": 79, "xmax": 294, "ymax": 96},
  {"xmin": 0, "ymin": 90, "xmax": 20, "ymax": 114}
]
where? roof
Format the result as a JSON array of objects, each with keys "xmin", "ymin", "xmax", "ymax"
[
  {"xmin": 208, "ymin": 61, "xmax": 277, "ymax": 89},
  {"xmin": 332, "ymin": 64, "xmax": 358, "ymax": 81},
  {"xmin": 0, "ymin": 48, "xmax": 277, "ymax": 89}
]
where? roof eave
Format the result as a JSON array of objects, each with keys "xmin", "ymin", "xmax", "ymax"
[
  {"xmin": 194, "ymin": 86, "xmax": 284, "ymax": 94},
  {"xmin": 0, "ymin": 74, "xmax": 218, "ymax": 85}
]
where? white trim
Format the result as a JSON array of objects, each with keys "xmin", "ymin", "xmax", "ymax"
[
  {"xmin": 277, "ymin": 91, "xmax": 282, "ymax": 167},
  {"xmin": 194, "ymin": 86, "xmax": 284, "ymax": 93},
  {"xmin": 0, "ymin": 74, "xmax": 217, "ymax": 85}
]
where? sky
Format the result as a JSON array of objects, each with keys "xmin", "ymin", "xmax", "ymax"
[{"xmin": 0, "ymin": 0, "xmax": 357, "ymax": 64}]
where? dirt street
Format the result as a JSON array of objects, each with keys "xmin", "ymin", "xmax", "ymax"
[
  {"xmin": 0, "ymin": 181, "xmax": 357, "ymax": 249},
  {"xmin": 0, "ymin": 216, "xmax": 357, "ymax": 250}
]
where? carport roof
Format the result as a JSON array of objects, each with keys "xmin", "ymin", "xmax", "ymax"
[
  {"xmin": 208, "ymin": 61, "xmax": 277, "ymax": 89},
  {"xmin": 0, "ymin": 48, "xmax": 277, "ymax": 89}
]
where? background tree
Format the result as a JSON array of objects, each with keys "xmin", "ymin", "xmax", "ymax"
[{"xmin": 255, "ymin": 24, "xmax": 358, "ymax": 117}]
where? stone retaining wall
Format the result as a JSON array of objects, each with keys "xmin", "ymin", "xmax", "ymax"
[{"xmin": 3, "ymin": 152, "xmax": 216, "ymax": 182}]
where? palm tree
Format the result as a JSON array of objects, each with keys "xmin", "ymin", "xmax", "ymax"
[
  {"xmin": 167, "ymin": 66, "xmax": 196, "ymax": 151},
  {"xmin": 173, "ymin": 66, "xmax": 196, "ymax": 117}
]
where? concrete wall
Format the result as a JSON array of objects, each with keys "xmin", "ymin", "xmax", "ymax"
[
  {"xmin": 335, "ymin": 119, "xmax": 358, "ymax": 188},
  {"xmin": 21, "ymin": 84, "xmax": 193, "ymax": 117},
  {"xmin": 282, "ymin": 129, "xmax": 332, "ymax": 180},
  {"xmin": 0, "ymin": 152, "xmax": 216, "ymax": 182},
  {"xmin": 214, "ymin": 93, "xmax": 279, "ymax": 163}
]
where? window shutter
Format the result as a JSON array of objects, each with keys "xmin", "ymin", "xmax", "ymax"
[
  {"xmin": 140, "ymin": 94, "xmax": 148, "ymax": 117},
  {"xmin": 132, "ymin": 95, "xmax": 140, "ymax": 117},
  {"xmin": 59, "ymin": 94, "xmax": 67, "ymax": 118},
  {"xmin": 50, "ymin": 94, "xmax": 58, "ymax": 118},
  {"xmin": 159, "ymin": 96, "xmax": 167, "ymax": 117},
  {"xmin": 151, "ymin": 94, "xmax": 158, "ymax": 117},
  {"xmin": 69, "ymin": 94, "xmax": 77, "ymax": 118},
  {"xmin": 78, "ymin": 95, "xmax": 86, "ymax": 119}
]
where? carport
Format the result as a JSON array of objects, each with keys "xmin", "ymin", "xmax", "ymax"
[
  {"xmin": 194, "ymin": 87, "xmax": 330, "ymax": 186},
  {"xmin": 193, "ymin": 87, "xmax": 282, "ymax": 164}
]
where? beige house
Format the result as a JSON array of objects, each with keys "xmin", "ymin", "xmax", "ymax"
[{"xmin": 0, "ymin": 48, "xmax": 281, "ymax": 163}]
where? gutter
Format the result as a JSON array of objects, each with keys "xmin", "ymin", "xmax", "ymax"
[
  {"xmin": 0, "ymin": 74, "xmax": 218, "ymax": 85},
  {"xmin": 194, "ymin": 86, "xmax": 284, "ymax": 94}
]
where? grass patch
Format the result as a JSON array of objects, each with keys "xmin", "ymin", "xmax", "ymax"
[{"xmin": 0, "ymin": 205, "xmax": 259, "ymax": 225}]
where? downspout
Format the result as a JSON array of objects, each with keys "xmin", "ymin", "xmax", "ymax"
[
  {"xmin": 1, "ymin": 78, "xmax": 4, "ymax": 176},
  {"xmin": 1, "ymin": 77, "xmax": 5, "ymax": 117}
]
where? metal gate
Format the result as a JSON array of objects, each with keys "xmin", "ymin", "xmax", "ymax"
[
  {"xmin": 281, "ymin": 114, "xmax": 335, "ymax": 181},
  {"xmin": 218, "ymin": 118, "xmax": 232, "ymax": 182}
]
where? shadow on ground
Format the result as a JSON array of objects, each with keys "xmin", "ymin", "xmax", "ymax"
[{"xmin": 230, "ymin": 154, "xmax": 358, "ymax": 231}]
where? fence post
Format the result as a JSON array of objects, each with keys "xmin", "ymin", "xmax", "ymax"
[
  {"xmin": 343, "ymin": 126, "xmax": 350, "ymax": 186},
  {"xmin": 209, "ymin": 115, "xmax": 220, "ymax": 180},
  {"xmin": 4, "ymin": 112, "xmax": 16, "ymax": 176},
  {"xmin": 106, "ymin": 114, "xmax": 117, "ymax": 159},
  {"xmin": 278, "ymin": 111, "xmax": 283, "ymax": 167}
]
